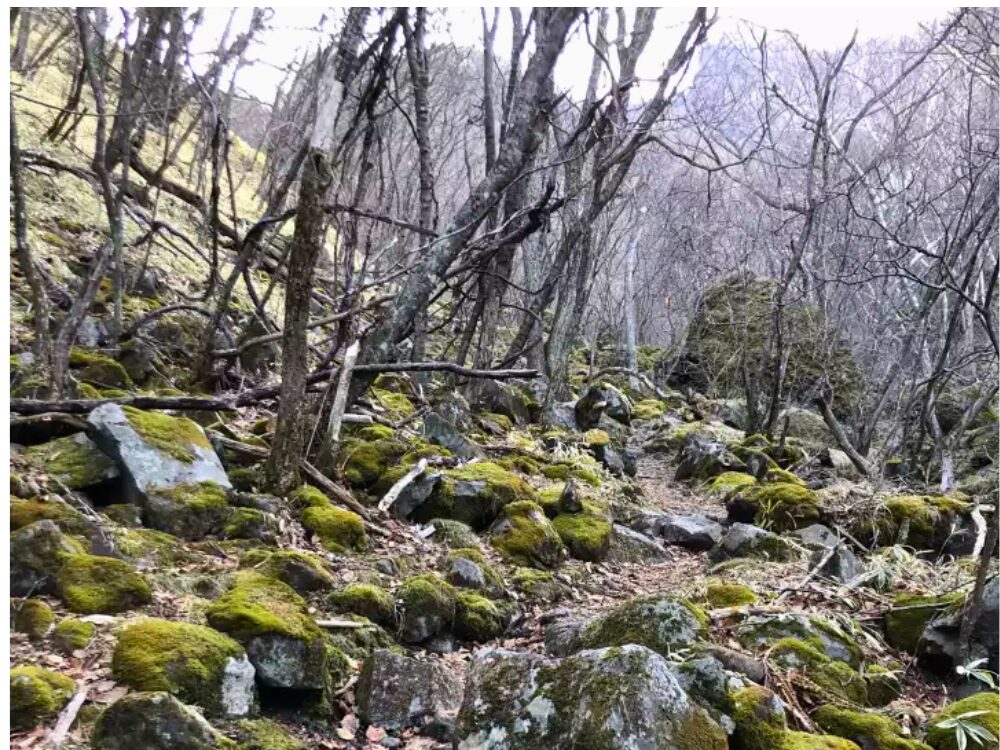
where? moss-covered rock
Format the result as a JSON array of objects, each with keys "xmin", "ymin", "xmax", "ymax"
[
  {"xmin": 737, "ymin": 613, "xmax": 862, "ymax": 667},
  {"xmin": 69, "ymin": 348, "xmax": 133, "ymax": 389},
  {"xmin": 90, "ymin": 691, "xmax": 237, "ymax": 750},
  {"xmin": 815, "ymin": 705, "xmax": 933, "ymax": 750},
  {"xmin": 223, "ymin": 508, "xmax": 274, "ymax": 541},
  {"xmin": 728, "ymin": 482, "xmax": 821, "ymax": 531},
  {"xmin": 112, "ymin": 527, "xmax": 192, "ymax": 566},
  {"xmin": 11, "ymin": 520, "xmax": 88, "ymax": 596},
  {"xmin": 648, "ymin": 420, "xmax": 745, "ymax": 452},
  {"xmin": 853, "ymin": 495, "xmax": 971, "ymax": 552},
  {"xmin": 102, "ymin": 503, "xmax": 143, "ymax": 527},
  {"xmin": 55, "ymin": 553, "xmax": 152, "ymax": 613},
  {"xmin": 454, "ymin": 590, "xmax": 503, "ymax": 642},
  {"xmin": 115, "ymin": 406, "xmax": 211, "ymax": 463},
  {"xmin": 415, "ymin": 461, "xmax": 538, "ymax": 530},
  {"xmin": 300, "ymin": 504, "xmax": 366, "ymax": 552},
  {"xmin": 511, "ymin": 567, "xmax": 561, "ymax": 602},
  {"xmin": 24, "ymin": 432, "xmax": 119, "ymax": 489},
  {"xmin": 707, "ymin": 471, "xmax": 758, "ymax": 497},
  {"xmin": 769, "ymin": 638, "xmax": 868, "ymax": 704},
  {"xmin": 288, "ymin": 484, "xmax": 330, "ymax": 510},
  {"xmin": 576, "ymin": 595, "xmax": 709, "ymax": 656},
  {"xmin": 370, "ymin": 388, "xmax": 415, "ymax": 418},
  {"xmin": 925, "ymin": 693, "xmax": 999, "ymax": 750},
  {"xmin": 10, "ymin": 666, "xmax": 76, "ymax": 730},
  {"xmin": 239, "ymin": 549, "xmax": 333, "ymax": 594},
  {"xmin": 12, "ymin": 598, "xmax": 54, "ymax": 639},
  {"xmin": 113, "ymin": 619, "xmax": 255, "ymax": 717},
  {"xmin": 552, "ymin": 512, "xmax": 613, "ymax": 562},
  {"xmin": 429, "ymin": 518, "xmax": 480, "ymax": 548},
  {"xmin": 397, "ymin": 573, "xmax": 456, "ymax": 643},
  {"xmin": 232, "ymin": 719, "xmax": 305, "ymax": 750},
  {"xmin": 205, "ymin": 572, "xmax": 327, "ymax": 691},
  {"xmin": 884, "ymin": 592, "xmax": 964, "ymax": 654},
  {"xmin": 337, "ymin": 437, "xmax": 411, "ymax": 488},
  {"xmin": 143, "ymin": 481, "xmax": 231, "ymax": 540},
  {"xmin": 489, "ymin": 500, "xmax": 565, "ymax": 568},
  {"xmin": 706, "ymin": 582, "xmax": 757, "ymax": 608},
  {"xmin": 52, "ymin": 618, "xmax": 96, "ymax": 653},
  {"xmin": 329, "ymin": 583, "xmax": 396, "ymax": 628},
  {"xmin": 632, "ymin": 399, "xmax": 667, "ymax": 421},
  {"xmin": 731, "ymin": 685, "xmax": 861, "ymax": 750}
]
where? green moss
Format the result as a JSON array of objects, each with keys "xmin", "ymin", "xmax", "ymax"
[
  {"xmin": 480, "ymin": 412, "xmax": 514, "ymax": 432},
  {"xmin": 884, "ymin": 592, "xmax": 964, "ymax": 654},
  {"xmin": 707, "ymin": 471, "xmax": 758, "ymax": 496},
  {"xmin": 739, "ymin": 614, "xmax": 863, "ymax": 668},
  {"xmin": 397, "ymin": 573, "xmax": 456, "ymax": 641},
  {"xmin": 417, "ymin": 461, "xmax": 539, "ymax": 530},
  {"xmin": 584, "ymin": 429, "xmax": 610, "ymax": 447},
  {"xmin": 732, "ymin": 686, "xmax": 862, "ymax": 750},
  {"xmin": 239, "ymin": 549, "xmax": 333, "ymax": 593},
  {"xmin": 632, "ymin": 399, "xmax": 667, "ymax": 421},
  {"xmin": 552, "ymin": 512, "xmax": 612, "ymax": 562},
  {"xmin": 112, "ymin": 527, "xmax": 191, "ymax": 565},
  {"xmin": 69, "ymin": 348, "xmax": 132, "ymax": 388},
  {"xmin": 338, "ymin": 437, "xmax": 408, "ymax": 488},
  {"xmin": 10, "ymin": 666, "xmax": 75, "ymax": 730},
  {"xmin": 144, "ymin": 481, "xmax": 230, "ymax": 539},
  {"xmin": 370, "ymin": 387, "xmax": 415, "ymax": 417},
  {"xmin": 765, "ymin": 467, "xmax": 806, "ymax": 486},
  {"xmin": 329, "ymin": 583, "xmax": 395, "ymax": 628},
  {"xmin": 233, "ymin": 719, "xmax": 305, "ymax": 750},
  {"xmin": 56, "ymin": 554, "xmax": 152, "ymax": 613},
  {"xmin": 52, "ymin": 618, "xmax": 95, "ymax": 653},
  {"xmin": 864, "ymin": 666, "xmax": 903, "ymax": 707},
  {"xmin": 706, "ymin": 582, "xmax": 757, "ymax": 608},
  {"xmin": 121, "ymin": 405, "xmax": 211, "ymax": 463},
  {"xmin": 289, "ymin": 484, "xmax": 330, "ymax": 510},
  {"xmin": 13, "ymin": 598, "xmax": 54, "ymax": 638},
  {"xmin": 102, "ymin": 503, "xmax": 142, "ymax": 527},
  {"xmin": 735, "ymin": 482, "xmax": 821, "ymax": 531},
  {"xmin": 301, "ymin": 505, "xmax": 366, "ymax": 552},
  {"xmin": 447, "ymin": 546, "xmax": 486, "ymax": 565},
  {"xmin": 229, "ymin": 467, "xmax": 260, "ymax": 492},
  {"xmin": 224, "ymin": 508, "xmax": 270, "ymax": 539},
  {"xmin": 112, "ymin": 619, "xmax": 246, "ymax": 713},
  {"xmin": 11, "ymin": 499, "xmax": 90, "ymax": 535},
  {"xmin": 206, "ymin": 571, "xmax": 322, "ymax": 644},
  {"xmin": 926, "ymin": 693, "xmax": 999, "ymax": 750},
  {"xmin": 578, "ymin": 595, "xmax": 709, "ymax": 656},
  {"xmin": 429, "ymin": 518, "xmax": 480, "ymax": 548},
  {"xmin": 815, "ymin": 705, "xmax": 933, "ymax": 750},
  {"xmin": 454, "ymin": 590, "xmax": 503, "ymax": 642},
  {"xmin": 24, "ymin": 433, "xmax": 119, "ymax": 490},
  {"xmin": 489, "ymin": 501, "xmax": 564, "ymax": 568},
  {"xmin": 357, "ymin": 423, "xmax": 395, "ymax": 441}
]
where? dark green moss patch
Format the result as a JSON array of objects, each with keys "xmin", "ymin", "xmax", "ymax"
[{"xmin": 55, "ymin": 554, "xmax": 152, "ymax": 613}]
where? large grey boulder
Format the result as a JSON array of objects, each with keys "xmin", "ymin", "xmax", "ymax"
[
  {"xmin": 791, "ymin": 524, "xmax": 838, "ymax": 551},
  {"xmin": 357, "ymin": 649, "xmax": 464, "ymax": 733},
  {"xmin": 87, "ymin": 404, "xmax": 231, "ymax": 539},
  {"xmin": 25, "ymin": 432, "xmax": 119, "ymax": 490},
  {"xmin": 91, "ymin": 692, "xmax": 233, "ymax": 750},
  {"xmin": 475, "ymin": 380, "xmax": 533, "ymax": 425},
  {"xmin": 455, "ymin": 645, "xmax": 728, "ymax": 750},
  {"xmin": 809, "ymin": 544, "xmax": 861, "ymax": 584},
  {"xmin": 660, "ymin": 513, "xmax": 724, "ymax": 551},
  {"xmin": 422, "ymin": 393, "xmax": 480, "ymax": 461},
  {"xmin": 920, "ymin": 576, "xmax": 999, "ymax": 673},
  {"xmin": 710, "ymin": 523, "xmax": 795, "ymax": 562},
  {"xmin": 675, "ymin": 435, "xmax": 746, "ymax": 481},
  {"xmin": 606, "ymin": 524, "xmax": 669, "ymax": 563},
  {"xmin": 561, "ymin": 595, "xmax": 708, "ymax": 657}
]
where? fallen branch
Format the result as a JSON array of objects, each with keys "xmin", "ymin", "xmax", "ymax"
[
  {"xmin": 48, "ymin": 686, "xmax": 89, "ymax": 748},
  {"xmin": 378, "ymin": 458, "xmax": 427, "ymax": 512}
]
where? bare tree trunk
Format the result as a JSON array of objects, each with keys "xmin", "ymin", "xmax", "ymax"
[{"xmin": 623, "ymin": 228, "xmax": 641, "ymax": 388}]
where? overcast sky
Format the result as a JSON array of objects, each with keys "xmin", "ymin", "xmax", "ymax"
[{"xmin": 190, "ymin": 6, "xmax": 957, "ymax": 102}]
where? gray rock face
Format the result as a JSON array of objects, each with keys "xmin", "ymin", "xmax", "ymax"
[
  {"xmin": 220, "ymin": 656, "xmax": 256, "ymax": 717},
  {"xmin": 455, "ymin": 645, "xmax": 728, "ymax": 750},
  {"xmin": 447, "ymin": 557, "xmax": 486, "ymax": 590},
  {"xmin": 11, "ymin": 520, "xmax": 80, "ymax": 596},
  {"xmin": 423, "ymin": 394, "xmax": 481, "ymax": 461},
  {"xmin": 390, "ymin": 472, "xmax": 441, "ymax": 519},
  {"xmin": 558, "ymin": 480, "xmax": 583, "ymax": 514},
  {"xmin": 543, "ymin": 617, "xmax": 588, "ymax": 657},
  {"xmin": 606, "ymin": 524, "xmax": 670, "ymax": 563},
  {"xmin": 475, "ymin": 380, "xmax": 533, "ymax": 425},
  {"xmin": 791, "ymin": 524, "xmax": 838, "ymax": 550},
  {"xmin": 76, "ymin": 316, "xmax": 108, "ymax": 348},
  {"xmin": 117, "ymin": 340, "xmax": 157, "ymax": 384},
  {"xmin": 675, "ymin": 435, "xmax": 746, "ymax": 481},
  {"xmin": 819, "ymin": 447, "xmax": 859, "ymax": 479},
  {"xmin": 91, "ymin": 692, "xmax": 233, "ymax": 750},
  {"xmin": 246, "ymin": 634, "xmax": 326, "ymax": 690},
  {"xmin": 87, "ymin": 404, "xmax": 231, "ymax": 539},
  {"xmin": 540, "ymin": 401, "xmax": 578, "ymax": 432},
  {"xmin": 660, "ymin": 513, "xmax": 724, "ymax": 551},
  {"xmin": 669, "ymin": 655, "xmax": 736, "ymax": 730},
  {"xmin": 574, "ymin": 386, "xmax": 609, "ymax": 430},
  {"xmin": 737, "ymin": 613, "xmax": 860, "ymax": 666},
  {"xmin": 593, "ymin": 444, "xmax": 625, "ymax": 476},
  {"xmin": 357, "ymin": 649, "xmax": 464, "ymax": 732},
  {"xmin": 710, "ymin": 523, "xmax": 794, "ymax": 562},
  {"xmin": 809, "ymin": 544, "xmax": 861, "ymax": 583},
  {"xmin": 921, "ymin": 577, "xmax": 999, "ymax": 673}
]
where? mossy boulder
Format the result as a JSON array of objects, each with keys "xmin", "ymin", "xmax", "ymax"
[
  {"xmin": 205, "ymin": 572, "xmax": 327, "ymax": 690},
  {"xmin": 69, "ymin": 347, "xmax": 133, "ymax": 389},
  {"xmin": 727, "ymin": 482, "xmax": 821, "ymax": 531},
  {"xmin": 815, "ymin": 705, "xmax": 933, "ymax": 750},
  {"xmin": 329, "ymin": 583, "xmax": 396, "ymax": 628},
  {"xmin": 415, "ymin": 461, "xmax": 538, "ymax": 530},
  {"xmin": 455, "ymin": 645, "xmax": 728, "ymax": 750},
  {"xmin": 24, "ymin": 432, "xmax": 119, "ymax": 489},
  {"xmin": 925, "ymin": 693, "xmax": 999, "ymax": 750},
  {"xmin": 10, "ymin": 666, "xmax": 75, "ymax": 730},
  {"xmin": 11, "ymin": 520, "xmax": 86, "ymax": 595},
  {"xmin": 706, "ymin": 582, "xmax": 757, "ymax": 608},
  {"xmin": 511, "ymin": 567, "xmax": 562, "ymax": 602},
  {"xmin": 223, "ymin": 508, "xmax": 275, "ymax": 542},
  {"xmin": 552, "ymin": 512, "xmax": 613, "ymax": 562},
  {"xmin": 770, "ymin": 638, "xmax": 869, "ymax": 704},
  {"xmin": 454, "ymin": 590, "xmax": 503, "ymax": 642},
  {"xmin": 707, "ymin": 471, "xmax": 757, "ymax": 497},
  {"xmin": 143, "ymin": 481, "xmax": 232, "ymax": 540},
  {"xmin": 337, "ymin": 436, "xmax": 411, "ymax": 488},
  {"xmin": 239, "ymin": 549, "xmax": 333, "ymax": 594},
  {"xmin": 113, "ymin": 619, "xmax": 255, "ymax": 717},
  {"xmin": 632, "ymin": 399, "xmax": 668, "ymax": 421},
  {"xmin": 884, "ymin": 592, "xmax": 964, "ymax": 654},
  {"xmin": 370, "ymin": 387, "xmax": 415, "ymax": 418},
  {"xmin": 397, "ymin": 573, "xmax": 456, "ymax": 643},
  {"xmin": 575, "ymin": 595, "xmax": 709, "ymax": 656},
  {"xmin": 429, "ymin": 518, "xmax": 480, "ymax": 548},
  {"xmin": 357, "ymin": 649, "xmax": 465, "ymax": 732},
  {"xmin": 711, "ymin": 522, "xmax": 796, "ymax": 562},
  {"xmin": 850, "ymin": 495, "xmax": 972, "ymax": 552},
  {"xmin": 231, "ymin": 719, "xmax": 304, "ymax": 750},
  {"xmin": 489, "ymin": 500, "xmax": 565, "ymax": 568},
  {"xmin": 648, "ymin": 420, "xmax": 744, "ymax": 452},
  {"xmin": 288, "ymin": 484, "xmax": 330, "ymax": 510},
  {"xmin": 12, "ymin": 598, "xmax": 54, "ymax": 639},
  {"xmin": 300, "ymin": 504, "xmax": 366, "ymax": 552},
  {"xmin": 731, "ymin": 685, "xmax": 861, "ymax": 750},
  {"xmin": 737, "ymin": 613, "xmax": 862, "ymax": 667},
  {"xmin": 52, "ymin": 618, "xmax": 96, "ymax": 653},
  {"xmin": 55, "ymin": 553, "xmax": 153, "ymax": 613},
  {"xmin": 91, "ymin": 691, "xmax": 237, "ymax": 750}
]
